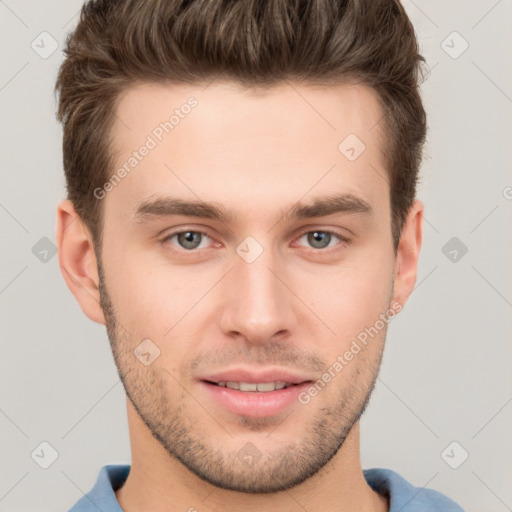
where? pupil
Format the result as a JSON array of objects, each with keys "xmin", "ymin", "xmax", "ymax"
[
  {"xmin": 179, "ymin": 231, "xmax": 201, "ymax": 249},
  {"xmin": 309, "ymin": 231, "xmax": 330, "ymax": 248}
]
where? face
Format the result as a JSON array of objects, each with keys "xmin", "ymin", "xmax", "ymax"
[{"xmin": 94, "ymin": 80, "xmax": 401, "ymax": 492}]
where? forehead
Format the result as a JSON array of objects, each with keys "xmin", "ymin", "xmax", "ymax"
[
  {"xmin": 105, "ymin": 80, "xmax": 389, "ymax": 224},
  {"xmin": 113, "ymin": 80, "xmax": 385, "ymax": 144}
]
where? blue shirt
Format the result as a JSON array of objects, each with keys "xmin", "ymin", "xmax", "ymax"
[{"xmin": 68, "ymin": 464, "xmax": 465, "ymax": 511}]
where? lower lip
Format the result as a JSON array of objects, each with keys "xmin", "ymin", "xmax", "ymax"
[{"xmin": 199, "ymin": 381, "xmax": 311, "ymax": 418}]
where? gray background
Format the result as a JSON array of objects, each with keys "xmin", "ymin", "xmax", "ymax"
[{"xmin": 1, "ymin": 1, "xmax": 511, "ymax": 511}]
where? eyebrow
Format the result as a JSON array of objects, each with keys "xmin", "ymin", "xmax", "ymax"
[{"xmin": 133, "ymin": 193, "xmax": 373, "ymax": 224}]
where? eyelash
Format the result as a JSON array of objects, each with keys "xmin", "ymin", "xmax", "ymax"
[{"xmin": 161, "ymin": 228, "xmax": 350, "ymax": 253}]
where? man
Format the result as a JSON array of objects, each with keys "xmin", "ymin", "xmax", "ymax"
[{"xmin": 55, "ymin": 0, "xmax": 465, "ymax": 510}]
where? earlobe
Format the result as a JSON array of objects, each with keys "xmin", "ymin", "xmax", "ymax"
[
  {"xmin": 55, "ymin": 199, "xmax": 106, "ymax": 325},
  {"xmin": 392, "ymin": 200, "xmax": 424, "ymax": 308}
]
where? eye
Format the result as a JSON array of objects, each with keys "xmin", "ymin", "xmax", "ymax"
[
  {"xmin": 163, "ymin": 230, "xmax": 212, "ymax": 250},
  {"xmin": 297, "ymin": 230, "xmax": 348, "ymax": 250},
  {"xmin": 161, "ymin": 228, "xmax": 349, "ymax": 253}
]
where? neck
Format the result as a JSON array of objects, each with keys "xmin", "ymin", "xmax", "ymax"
[{"xmin": 116, "ymin": 400, "xmax": 388, "ymax": 512}]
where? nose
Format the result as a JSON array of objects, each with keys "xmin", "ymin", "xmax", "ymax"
[{"xmin": 218, "ymin": 243, "xmax": 297, "ymax": 345}]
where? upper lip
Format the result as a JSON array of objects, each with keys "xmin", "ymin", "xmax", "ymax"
[{"xmin": 199, "ymin": 368, "xmax": 314, "ymax": 385}]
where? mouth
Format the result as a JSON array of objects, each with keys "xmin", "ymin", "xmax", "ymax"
[
  {"xmin": 203, "ymin": 380, "xmax": 299, "ymax": 392},
  {"xmin": 198, "ymin": 369, "xmax": 314, "ymax": 418}
]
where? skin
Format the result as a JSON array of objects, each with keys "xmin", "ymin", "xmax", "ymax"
[{"xmin": 56, "ymin": 80, "xmax": 423, "ymax": 512}]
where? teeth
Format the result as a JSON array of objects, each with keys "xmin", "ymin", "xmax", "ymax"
[
  {"xmin": 256, "ymin": 382, "xmax": 276, "ymax": 392},
  {"xmin": 216, "ymin": 381, "xmax": 293, "ymax": 392},
  {"xmin": 239, "ymin": 382, "xmax": 258, "ymax": 391}
]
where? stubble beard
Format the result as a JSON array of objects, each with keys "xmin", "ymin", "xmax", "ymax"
[{"xmin": 97, "ymin": 260, "xmax": 387, "ymax": 493}]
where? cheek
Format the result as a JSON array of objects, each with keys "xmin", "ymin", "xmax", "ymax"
[
  {"xmin": 291, "ymin": 254, "xmax": 394, "ymax": 338},
  {"xmin": 108, "ymin": 258, "xmax": 210, "ymax": 343}
]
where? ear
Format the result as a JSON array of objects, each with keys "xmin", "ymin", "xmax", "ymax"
[
  {"xmin": 55, "ymin": 199, "xmax": 106, "ymax": 325},
  {"xmin": 392, "ymin": 199, "xmax": 423, "ymax": 308}
]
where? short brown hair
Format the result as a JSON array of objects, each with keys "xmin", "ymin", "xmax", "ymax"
[{"xmin": 55, "ymin": 0, "xmax": 427, "ymax": 253}]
